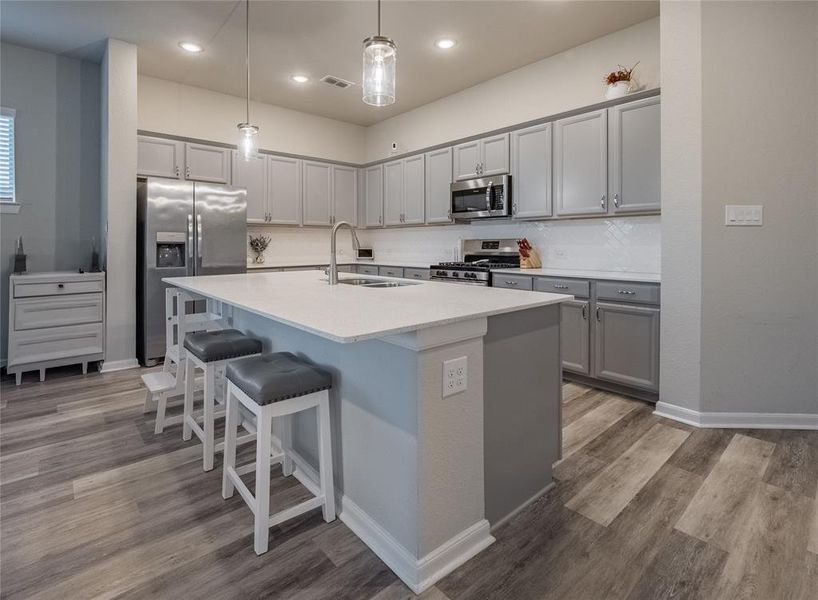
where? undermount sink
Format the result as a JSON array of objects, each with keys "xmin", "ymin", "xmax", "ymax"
[{"xmin": 338, "ymin": 278, "xmax": 420, "ymax": 288}]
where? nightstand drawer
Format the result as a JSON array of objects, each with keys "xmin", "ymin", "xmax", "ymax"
[
  {"xmin": 8, "ymin": 323, "xmax": 104, "ymax": 367},
  {"xmin": 14, "ymin": 294, "xmax": 103, "ymax": 330},
  {"xmin": 14, "ymin": 279, "xmax": 104, "ymax": 298}
]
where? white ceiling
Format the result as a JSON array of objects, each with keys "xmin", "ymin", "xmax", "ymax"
[{"xmin": 0, "ymin": 1, "xmax": 659, "ymax": 126}]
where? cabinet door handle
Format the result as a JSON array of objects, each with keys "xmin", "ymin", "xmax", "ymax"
[
  {"xmin": 581, "ymin": 304, "xmax": 587, "ymax": 319},
  {"xmin": 504, "ymin": 280, "xmax": 518, "ymax": 286},
  {"xmin": 175, "ymin": 166, "xmax": 180, "ymax": 178},
  {"xmin": 447, "ymin": 210, "xmax": 452, "ymax": 220},
  {"xmin": 186, "ymin": 165, "xmax": 191, "ymax": 178},
  {"xmin": 553, "ymin": 284, "xmax": 569, "ymax": 289},
  {"xmin": 613, "ymin": 193, "xmax": 619, "ymax": 207},
  {"xmin": 596, "ymin": 307, "xmax": 601, "ymax": 321},
  {"xmin": 600, "ymin": 195, "xmax": 606, "ymax": 210},
  {"xmin": 58, "ymin": 283, "xmax": 65, "ymax": 289},
  {"xmin": 379, "ymin": 215, "xmax": 383, "ymax": 224},
  {"xmin": 617, "ymin": 289, "xmax": 636, "ymax": 295}
]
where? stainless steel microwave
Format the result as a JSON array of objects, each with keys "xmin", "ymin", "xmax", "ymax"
[{"xmin": 450, "ymin": 175, "xmax": 511, "ymax": 220}]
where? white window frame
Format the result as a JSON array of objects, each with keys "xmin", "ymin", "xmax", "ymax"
[{"xmin": 0, "ymin": 107, "xmax": 19, "ymax": 214}]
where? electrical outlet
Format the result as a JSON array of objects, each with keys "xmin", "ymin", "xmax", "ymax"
[{"xmin": 443, "ymin": 356, "xmax": 468, "ymax": 397}]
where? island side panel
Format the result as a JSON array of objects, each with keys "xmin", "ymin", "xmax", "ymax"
[
  {"xmin": 229, "ymin": 306, "xmax": 422, "ymax": 556},
  {"xmin": 483, "ymin": 305, "xmax": 562, "ymax": 526},
  {"xmin": 416, "ymin": 334, "xmax": 487, "ymax": 556}
]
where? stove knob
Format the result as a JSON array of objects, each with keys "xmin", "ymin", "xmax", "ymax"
[{"xmin": 452, "ymin": 272, "xmax": 459, "ymax": 277}]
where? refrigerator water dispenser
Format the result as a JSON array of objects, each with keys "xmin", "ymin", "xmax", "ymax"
[{"xmin": 156, "ymin": 232, "xmax": 186, "ymax": 268}]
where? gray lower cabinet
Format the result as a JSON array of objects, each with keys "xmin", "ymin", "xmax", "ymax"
[
  {"xmin": 358, "ymin": 265, "xmax": 379, "ymax": 276},
  {"xmin": 593, "ymin": 301, "xmax": 660, "ymax": 392},
  {"xmin": 403, "ymin": 268, "xmax": 430, "ymax": 280},
  {"xmin": 560, "ymin": 300, "xmax": 591, "ymax": 375},
  {"xmin": 493, "ymin": 274, "xmax": 533, "ymax": 290},
  {"xmin": 378, "ymin": 266, "xmax": 404, "ymax": 278}
]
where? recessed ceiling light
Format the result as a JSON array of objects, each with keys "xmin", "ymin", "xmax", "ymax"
[
  {"xmin": 179, "ymin": 41, "xmax": 204, "ymax": 53},
  {"xmin": 435, "ymin": 38, "xmax": 457, "ymax": 50},
  {"xmin": 290, "ymin": 74, "xmax": 310, "ymax": 84}
]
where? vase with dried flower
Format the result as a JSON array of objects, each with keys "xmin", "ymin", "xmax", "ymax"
[
  {"xmin": 249, "ymin": 234, "xmax": 271, "ymax": 264},
  {"xmin": 604, "ymin": 62, "xmax": 639, "ymax": 100}
]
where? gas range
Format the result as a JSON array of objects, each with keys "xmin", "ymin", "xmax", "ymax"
[{"xmin": 430, "ymin": 239, "xmax": 520, "ymax": 286}]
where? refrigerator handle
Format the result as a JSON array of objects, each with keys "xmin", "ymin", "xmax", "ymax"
[
  {"xmin": 196, "ymin": 213, "xmax": 203, "ymax": 268},
  {"xmin": 187, "ymin": 214, "xmax": 194, "ymax": 260}
]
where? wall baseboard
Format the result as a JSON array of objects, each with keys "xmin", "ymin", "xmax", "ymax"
[
  {"xmin": 654, "ymin": 402, "xmax": 818, "ymax": 430},
  {"xmin": 287, "ymin": 448, "xmax": 494, "ymax": 594},
  {"xmin": 99, "ymin": 358, "xmax": 140, "ymax": 373}
]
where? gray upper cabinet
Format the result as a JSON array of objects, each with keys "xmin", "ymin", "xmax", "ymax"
[
  {"xmin": 403, "ymin": 154, "xmax": 425, "ymax": 225},
  {"xmin": 232, "ymin": 151, "xmax": 267, "ymax": 223},
  {"xmin": 560, "ymin": 300, "xmax": 591, "ymax": 375},
  {"xmin": 302, "ymin": 161, "xmax": 332, "ymax": 226},
  {"xmin": 268, "ymin": 156, "xmax": 301, "ymax": 225},
  {"xmin": 452, "ymin": 133, "xmax": 509, "ymax": 180},
  {"xmin": 364, "ymin": 165, "xmax": 384, "ymax": 227},
  {"xmin": 425, "ymin": 147, "xmax": 453, "ymax": 224},
  {"xmin": 608, "ymin": 97, "xmax": 661, "ymax": 214},
  {"xmin": 554, "ymin": 109, "xmax": 608, "ymax": 216},
  {"xmin": 137, "ymin": 136, "xmax": 183, "ymax": 179},
  {"xmin": 480, "ymin": 133, "xmax": 510, "ymax": 177},
  {"xmin": 383, "ymin": 160, "xmax": 404, "ymax": 226},
  {"xmin": 593, "ymin": 301, "xmax": 660, "ymax": 392},
  {"xmin": 331, "ymin": 165, "xmax": 357, "ymax": 225},
  {"xmin": 184, "ymin": 143, "xmax": 231, "ymax": 183},
  {"xmin": 452, "ymin": 140, "xmax": 481, "ymax": 180},
  {"xmin": 511, "ymin": 123, "xmax": 552, "ymax": 219}
]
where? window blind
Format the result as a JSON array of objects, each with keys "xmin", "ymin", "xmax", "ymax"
[{"xmin": 0, "ymin": 110, "xmax": 16, "ymax": 203}]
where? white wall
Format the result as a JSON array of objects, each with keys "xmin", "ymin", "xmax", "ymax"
[
  {"xmin": 138, "ymin": 76, "xmax": 367, "ymax": 164},
  {"xmin": 100, "ymin": 39, "xmax": 138, "ymax": 371},
  {"xmin": 365, "ymin": 18, "xmax": 659, "ymax": 162},
  {"xmin": 658, "ymin": 1, "xmax": 703, "ymax": 413},
  {"xmin": 0, "ymin": 43, "xmax": 100, "ymax": 363},
  {"xmin": 698, "ymin": 0, "xmax": 817, "ymax": 415},
  {"xmin": 659, "ymin": 0, "xmax": 818, "ymax": 420}
]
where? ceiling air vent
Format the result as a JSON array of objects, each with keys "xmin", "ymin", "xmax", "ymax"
[{"xmin": 320, "ymin": 75, "xmax": 355, "ymax": 89}]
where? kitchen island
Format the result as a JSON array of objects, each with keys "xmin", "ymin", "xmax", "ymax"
[{"xmin": 163, "ymin": 270, "xmax": 571, "ymax": 593}]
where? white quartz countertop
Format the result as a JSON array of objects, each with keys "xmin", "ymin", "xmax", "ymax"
[
  {"xmin": 164, "ymin": 271, "xmax": 572, "ymax": 343},
  {"xmin": 491, "ymin": 267, "xmax": 661, "ymax": 283},
  {"xmin": 246, "ymin": 260, "xmax": 433, "ymax": 270}
]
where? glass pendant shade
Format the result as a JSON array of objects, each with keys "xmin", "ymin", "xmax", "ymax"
[
  {"xmin": 237, "ymin": 123, "xmax": 259, "ymax": 161},
  {"xmin": 362, "ymin": 36, "xmax": 396, "ymax": 107}
]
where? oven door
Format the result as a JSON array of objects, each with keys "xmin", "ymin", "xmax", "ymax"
[{"xmin": 451, "ymin": 175, "xmax": 510, "ymax": 219}]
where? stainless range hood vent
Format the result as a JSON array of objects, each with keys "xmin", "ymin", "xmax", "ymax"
[{"xmin": 320, "ymin": 75, "xmax": 355, "ymax": 89}]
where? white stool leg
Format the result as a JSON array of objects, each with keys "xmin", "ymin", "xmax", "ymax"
[
  {"xmin": 317, "ymin": 391, "xmax": 336, "ymax": 522},
  {"xmin": 222, "ymin": 382, "xmax": 239, "ymax": 499},
  {"xmin": 281, "ymin": 415, "xmax": 294, "ymax": 477},
  {"xmin": 143, "ymin": 389, "xmax": 154, "ymax": 414},
  {"xmin": 254, "ymin": 408, "xmax": 273, "ymax": 555},
  {"xmin": 203, "ymin": 364, "xmax": 216, "ymax": 471},
  {"xmin": 154, "ymin": 393, "xmax": 168, "ymax": 434},
  {"xmin": 182, "ymin": 358, "xmax": 195, "ymax": 441}
]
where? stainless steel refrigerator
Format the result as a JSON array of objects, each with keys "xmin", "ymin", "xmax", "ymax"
[{"xmin": 137, "ymin": 177, "xmax": 247, "ymax": 366}]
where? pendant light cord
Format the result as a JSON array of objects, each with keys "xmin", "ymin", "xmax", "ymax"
[
  {"xmin": 245, "ymin": 0, "xmax": 250, "ymax": 123},
  {"xmin": 377, "ymin": 0, "xmax": 381, "ymax": 36}
]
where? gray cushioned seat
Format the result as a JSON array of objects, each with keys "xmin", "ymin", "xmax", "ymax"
[
  {"xmin": 226, "ymin": 352, "xmax": 332, "ymax": 405},
  {"xmin": 183, "ymin": 329, "xmax": 262, "ymax": 363}
]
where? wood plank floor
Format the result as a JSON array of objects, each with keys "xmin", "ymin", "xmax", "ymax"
[{"xmin": 2, "ymin": 367, "xmax": 817, "ymax": 599}]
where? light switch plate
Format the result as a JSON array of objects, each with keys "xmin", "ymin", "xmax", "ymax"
[
  {"xmin": 725, "ymin": 205, "xmax": 763, "ymax": 226},
  {"xmin": 442, "ymin": 356, "xmax": 468, "ymax": 397}
]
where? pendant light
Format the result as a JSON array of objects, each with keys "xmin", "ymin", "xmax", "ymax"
[
  {"xmin": 237, "ymin": 0, "xmax": 259, "ymax": 160},
  {"xmin": 362, "ymin": 0, "xmax": 396, "ymax": 107}
]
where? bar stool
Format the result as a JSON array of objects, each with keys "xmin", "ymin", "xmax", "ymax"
[
  {"xmin": 182, "ymin": 329, "xmax": 263, "ymax": 471},
  {"xmin": 222, "ymin": 352, "xmax": 335, "ymax": 555}
]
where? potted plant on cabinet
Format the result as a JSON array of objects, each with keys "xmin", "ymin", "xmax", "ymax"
[{"xmin": 604, "ymin": 62, "xmax": 639, "ymax": 100}]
